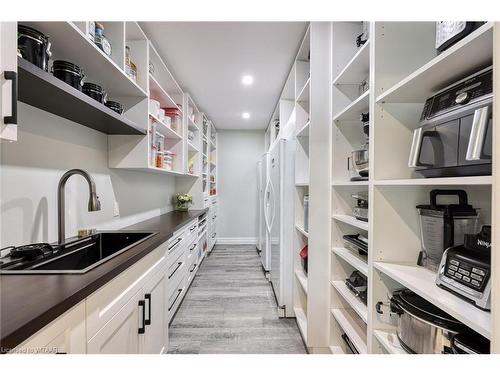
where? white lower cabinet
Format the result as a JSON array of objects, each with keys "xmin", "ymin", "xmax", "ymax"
[
  {"xmin": 87, "ymin": 289, "xmax": 144, "ymax": 354},
  {"xmin": 14, "ymin": 302, "xmax": 86, "ymax": 354},
  {"xmin": 87, "ymin": 267, "xmax": 168, "ymax": 354},
  {"xmin": 11, "ymin": 216, "xmax": 204, "ymax": 354},
  {"xmin": 142, "ymin": 266, "xmax": 168, "ymax": 354}
]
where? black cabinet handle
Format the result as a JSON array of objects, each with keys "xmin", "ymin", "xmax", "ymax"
[
  {"xmin": 341, "ymin": 333, "xmax": 359, "ymax": 354},
  {"xmin": 212, "ymin": 233, "xmax": 216, "ymax": 238},
  {"xmin": 138, "ymin": 300, "xmax": 146, "ymax": 334},
  {"xmin": 168, "ymin": 289, "xmax": 183, "ymax": 312},
  {"xmin": 144, "ymin": 293, "xmax": 151, "ymax": 326},
  {"xmin": 189, "ymin": 243, "xmax": 197, "ymax": 251},
  {"xmin": 3, "ymin": 71, "xmax": 17, "ymax": 125},
  {"xmin": 190, "ymin": 263, "xmax": 197, "ymax": 273},
  {"xmin": 190, "ymin": 225, "xmax": 196, "ymax": 232},
  {"xmin": 168, "ymin": 262, "xmax": 183, "ymax": 279},
  {"xmin": 168, "ymin": 237, "xmax": 182, "ymax": 251}
]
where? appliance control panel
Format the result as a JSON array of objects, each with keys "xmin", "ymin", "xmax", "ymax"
[
  {"xmin": 444, "ymin": 255, "xmax": 489, "ymax": 292},
  {"xmin": 420, "ymin": 68, "xmax": 492, "ymax": 121}
]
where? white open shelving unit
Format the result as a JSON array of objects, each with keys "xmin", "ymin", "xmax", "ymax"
[
  {"xmin": 15, "ymin": 21, "xmax": 219, "ymax": 261},
  {"xmin": 325, "ymin": 21, "xmax": 496, "ymax": 354}
]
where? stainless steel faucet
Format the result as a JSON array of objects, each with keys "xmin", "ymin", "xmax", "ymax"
[{"xmin": 57, "ymin": 169, "xmax": 101, "ymax": 244}]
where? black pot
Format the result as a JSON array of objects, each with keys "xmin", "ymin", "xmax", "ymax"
[
  {"xmin": 105, "ymin": 100, "xmax": 123, "ymax": 114},
  {"xmin": 18, "ymin": 25, "xmax": 51, "ymax": 71},
  {"xmin": 52, "ymin": 60, "xmax": 84, "ymax": 91},
  {"xmin": 82, "ymin": 82, "xmax": 106, "ymax": 104}
]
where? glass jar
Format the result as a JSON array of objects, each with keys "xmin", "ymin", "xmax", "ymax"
[{"xmin": 94, "ymin": 22, "xmax": 112, "ymax": 57}]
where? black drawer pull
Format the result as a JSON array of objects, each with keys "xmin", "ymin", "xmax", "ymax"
[
  {"xmin": 168, "ymin": 237, "xmax": 182, "ymax": 251},
  {"xmin": 168, "ymin": 289, "xmax": 183, "ymax": 312},
  {"xmin": 212, "ymin": 233, "xmax": 216, "ymax": 238},
  {"xmin": 341, "ymin": 333, "xmax": 359, "ymax": 354},
  {"xmin": 190, "ymin": 263, "xmax": 197, "ymax": 273},
  {"xmin": 189, "ymin": 243, "xmax": 197, "ymax": 251},
  {"xmin": 3, "ymin": 71, "xmax": 17, "ymax": 125},
  {"xmin": 190, "ymin": 225, "xmax": 196, "ymax": 232},
  {"xmin": 138, "ymin": 300, "xmax": 146, "ymax": 334},
  {"xmin": 168, "ymin": 262, "xmax": 183, "ymax": 279},
  {"xmin": 144, "ymin": 293, "xmax": 151, "ymax": 325}
]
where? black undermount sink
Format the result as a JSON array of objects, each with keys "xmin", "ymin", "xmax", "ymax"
[{"xmin": 0, "ymin": 231, "xmax": 157, "ymax": 274}]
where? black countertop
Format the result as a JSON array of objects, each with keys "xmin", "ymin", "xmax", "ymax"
[{"xmin": 0, "ymin": 209, "xmax": 208, "ymax": 352}]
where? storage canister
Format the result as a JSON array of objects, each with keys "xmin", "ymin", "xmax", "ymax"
[
  {"xmin": 52, "ymin": 60, "xmax": 85, "ymax": 91},
  {"xmin": 83, "ymin": 82, "xmax": 106, "ymax": 104},
  {"xmin": 17, "ymin": 24, "xmax": 51, "ymax": 71}
]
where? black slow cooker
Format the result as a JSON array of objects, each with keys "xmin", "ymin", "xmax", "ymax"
[{"xmin": 18, "ymin": 25, "xmax": 51, "ymax": 71}]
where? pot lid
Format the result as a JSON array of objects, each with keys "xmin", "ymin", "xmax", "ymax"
[{"xmin": 392, "ymin": 289, "xmax": 465, "ymax": 330}]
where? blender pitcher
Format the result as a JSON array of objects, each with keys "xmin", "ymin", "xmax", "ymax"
[{"xmin": 416, "ymin": 190, "xmax": 480, "ymax": 272}]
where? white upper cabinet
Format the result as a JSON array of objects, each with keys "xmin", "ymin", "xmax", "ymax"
[{"xmin": 1, "ymin": 22, "xmax": 18, "ymax": 141}]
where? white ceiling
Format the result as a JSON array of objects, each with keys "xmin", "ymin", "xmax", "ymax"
[{"xmin": 140, "ymin": 22, "xmax": 308, "ymax": 130}]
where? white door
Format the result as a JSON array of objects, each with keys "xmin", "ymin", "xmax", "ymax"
[
  {"xmin": 1, "ymin": 22, "xmax": 18, "ymax": 141},
  {"xmin": 142, "ymin": 268, "xmax": 168, "ymax": 354},
  {"xmin": 261, "ymin": 153, "xmax": 271, "ymax": 271},
  {"xmin": 87, "ymin": 289, "xmax": 144, "ymax": 354}
]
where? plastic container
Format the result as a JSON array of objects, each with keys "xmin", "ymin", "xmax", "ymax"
[
  {"xmin": 149, "ymin": 99, "xmax": 160, "ymax": 117},
  {"xmin": 158, "ymin": 108, "xmax": 166, "ymax": 122},
  {"xmin": 165, "ymin": 112, "xmax": 182, "ymax": 132}
]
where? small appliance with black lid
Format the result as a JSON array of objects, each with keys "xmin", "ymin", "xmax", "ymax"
[
  {"xmin": 416, "ymin": 189, "xmax": 480, "ymax": 272},
  {"xmin": 377, "ymin": 289, "xmax": 466, "ymax": 354},
  {"xmin": 436, "ymin": 225, "xmax": 491, "ymax": 310}
]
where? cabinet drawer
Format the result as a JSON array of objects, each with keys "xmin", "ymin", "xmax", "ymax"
[
  {"xmin": 187, "ymin": 241, "xmax": 199, "ymax": 271},
  {"xmin": 167, "ymin": 251, "xmax": 186, "ymax": 296},
  {"xmin": 167, "ymin": 277, "xmax": 185, "ymax": 321},
  {"xmin": 184, "ymin": 221, "xmax": 198, "ymax": 243},
  {"xmin": 86, "ymin": 243, "xmax": 167, "ymax": 339}
]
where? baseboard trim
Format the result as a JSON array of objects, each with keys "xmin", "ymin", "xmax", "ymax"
[{"xmin": 216, "ymin": 237, "xmax": 258, "ymax": 245}]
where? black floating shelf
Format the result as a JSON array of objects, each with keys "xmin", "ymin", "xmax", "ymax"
[{"xmin": 18, "ymin": 57, "xmax": 146, "ymax": 135}]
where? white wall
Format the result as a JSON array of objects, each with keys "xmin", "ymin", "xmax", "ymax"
[
  {"xmin": 0, "ymin": 103, "xmax": 177, "ymax": 248},
  {"xmin": 217, "ymin": 129, "xmax": 265, "ymax": 243}
]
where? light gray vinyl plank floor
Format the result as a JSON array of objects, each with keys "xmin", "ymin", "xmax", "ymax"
[{"xmin": 167, "ymin": 245, "xmax": 307, "ymax": 354}]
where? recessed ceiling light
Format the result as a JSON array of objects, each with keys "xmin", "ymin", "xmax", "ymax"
[
  {"xmin": 242, "ymin": 112, "xmax": 251, "ymax": 119},
  {"xmin": 241, "ymin": 75, "xmax": 254, "ymax": 86}
]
